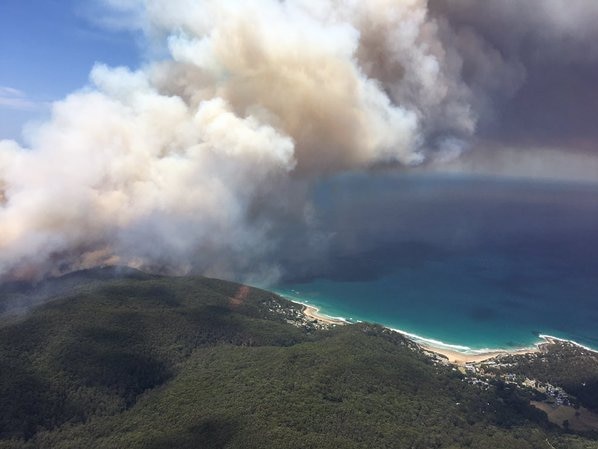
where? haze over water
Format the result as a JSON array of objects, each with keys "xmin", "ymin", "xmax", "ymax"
[{"xmin": 276, "ymin": 174, "xmax": 598, "ymax": 352}]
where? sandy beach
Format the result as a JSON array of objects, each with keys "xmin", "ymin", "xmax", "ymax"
[
  {"xmin": 421, "ymin": 345, "xmax": 539, "ymax": 365},
  {"xmin": 302, "ymin": 304, "xmax": 347, "ymax": 326}
]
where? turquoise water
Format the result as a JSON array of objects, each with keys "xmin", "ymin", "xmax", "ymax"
[
  {"xmin": 275, "ymin": 253, "xmax": 598, "ymax": 352},
  {"xmin": 273, "ymin": 175, "xmax": 598, "ymax": 352}
]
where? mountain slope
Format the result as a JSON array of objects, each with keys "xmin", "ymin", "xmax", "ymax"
[{"xmin": 0, "ymin": 269, "xmax": 595, "ymax": 449}]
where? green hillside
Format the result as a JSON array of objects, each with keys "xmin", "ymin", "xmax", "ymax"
[{"xmin": 0, "ymin": 269, "xmax": 596, "ymax": 449}]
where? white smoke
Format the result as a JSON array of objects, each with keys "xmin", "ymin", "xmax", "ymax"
[{"xmin": 0, "ymin": 0, "xmax": 471, "ymax": 281}]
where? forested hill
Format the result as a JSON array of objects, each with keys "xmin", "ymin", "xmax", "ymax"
[{"xmin": 0, "ymin": 268, "xmax": 596, "ymax": 449}]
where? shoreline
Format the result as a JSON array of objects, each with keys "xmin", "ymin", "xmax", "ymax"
[
  {"xmin": 290, "ymin": 298, "xmax": 350, "ymax": 326},
  {"xmin": 280, "ymin": 294, "xmax": 598, "ymax": 365},
  {"xmin": 419, "ymin": 333, "xmax": 598, "ymax": 365},
  {"xmin": 419, "ymin": 344, "xmax": 539, "ymax": 365}
]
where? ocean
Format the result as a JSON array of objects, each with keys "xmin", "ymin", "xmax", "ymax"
[{"xmin": 273, "ymin": 174, "xmax": 598, "ymax": 352}]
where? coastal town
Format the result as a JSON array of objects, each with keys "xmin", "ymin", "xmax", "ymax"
[
  {"xmin": 265, "ymin": 295, "xmax": 348, "ymax": 331},
  {"xmin": 458, "ymin": 354, "xmax": 598, "ymax": 432}
]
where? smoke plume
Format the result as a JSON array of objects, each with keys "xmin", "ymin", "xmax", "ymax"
[{"xmin": 1, "ymin": 0, "xmax": 597, "ymax": 282}]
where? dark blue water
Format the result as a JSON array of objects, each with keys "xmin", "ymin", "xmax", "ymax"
[{"xmin": 274, "ymin": 174, "xmax": 598, "ymax": 352}]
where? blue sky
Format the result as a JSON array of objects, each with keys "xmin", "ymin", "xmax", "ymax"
[{"xmin": 0, "ymin": 0, "xmax": 140, "ymax": 141}]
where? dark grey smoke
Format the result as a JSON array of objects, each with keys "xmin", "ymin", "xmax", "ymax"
[{"xmin": 432, "ymin": 0, "xmax": 598, "ymax": 151}]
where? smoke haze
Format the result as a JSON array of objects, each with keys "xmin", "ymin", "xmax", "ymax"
[{"xmin": 1, "ymin": 0, "xmax": 598, "ymax": 282}]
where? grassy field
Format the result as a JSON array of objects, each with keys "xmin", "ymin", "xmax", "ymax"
[{"xmin": 531, "ymin": 402, "xmax": 598, "ymax": 433}]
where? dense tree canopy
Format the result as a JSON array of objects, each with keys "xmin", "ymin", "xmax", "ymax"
[{"xmin": 0, "ymin": 269, "xmax": 596, "ymax": 449}]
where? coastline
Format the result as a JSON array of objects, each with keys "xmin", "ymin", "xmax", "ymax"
[
  {"xmin": 419, "ymin": 344, "xmax": 538, "ymax": 365},
  {"xmin": 302, "ymin": 303, "xmax": 348, "ymax": 326},
  {"xmin": 287, "ymin": 297, "xmax": 349, "ymax": 326},
  {"xmin": 419, "ymin": 334, "xmax": 598, "ymax": 365},
  {"xmin": 280, "ymin": 294, "xmax": 598, "ymax": 365}
]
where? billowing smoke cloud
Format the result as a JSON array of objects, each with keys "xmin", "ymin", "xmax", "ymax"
[{"xmin": 1, "ymin": 0, "xmax": 598, "ymax": 282}]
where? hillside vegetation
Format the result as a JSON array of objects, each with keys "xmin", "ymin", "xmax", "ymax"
[{"xmin": 0, "ymin": 269, "xmax": 596, "ymax": 449}]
